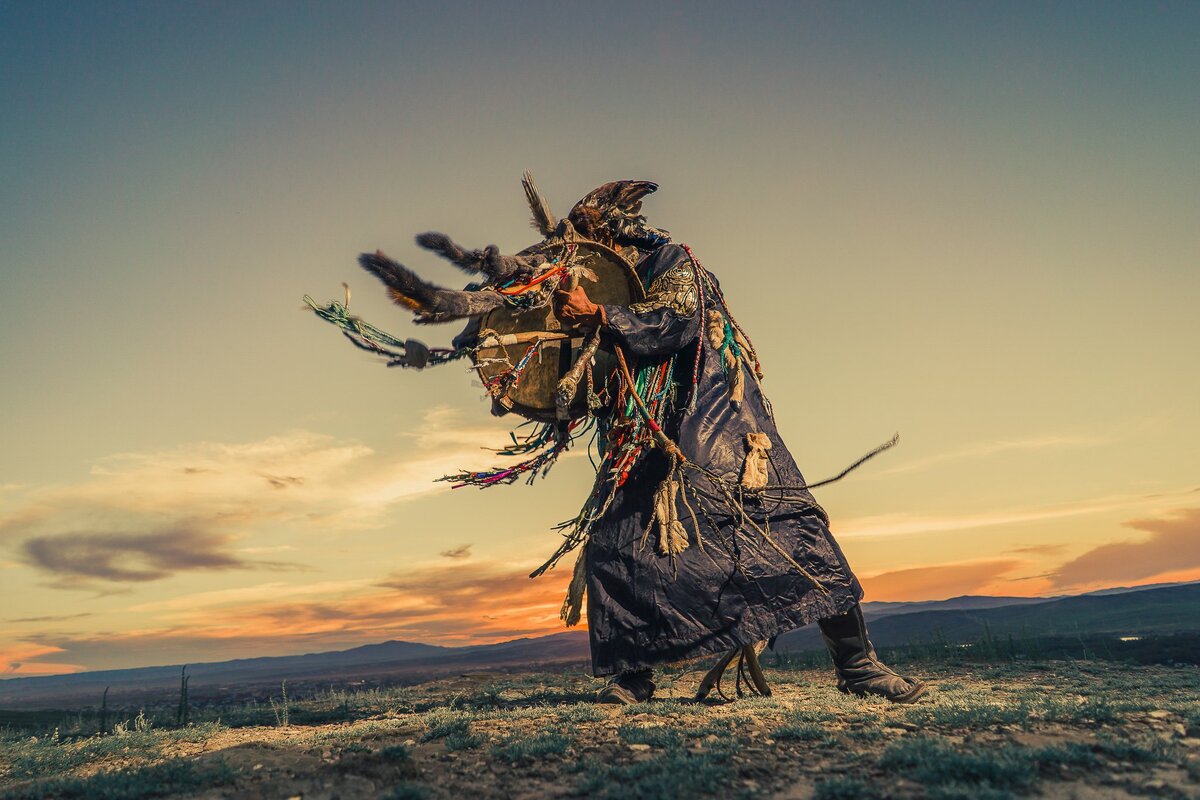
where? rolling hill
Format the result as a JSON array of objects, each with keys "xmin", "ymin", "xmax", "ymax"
[{"xmin": 3, "ymin": 582, "xmax": 1196, "ymax": 709}]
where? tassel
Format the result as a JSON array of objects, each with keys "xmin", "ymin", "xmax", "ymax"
[
  {"xmin": 654, "ymin": 478, "xmax": 689, "ymax": 555},
  {"xmin": 559, "ymin": 542, "xmax": 588, "ymax": 626},
  {"xmin": 733, "ymin": 328, "xmax": 762, "ymax": 379},
  {"xmin": 705, "ymin": 309, "xmax": 725, "ymax": 350},
  {"xmin": 707, "ymin": 309, "xmax": 744, "ymax": 408},
  {"xmin": 728, "ymin": 352, "xmax": 745, "ymax": 408},
  {"xmin": 741, "ymin": 431, "xmax": 772, "ymax": 490}
]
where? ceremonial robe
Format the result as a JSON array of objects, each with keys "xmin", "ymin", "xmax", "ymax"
[{"xmin": 586, "ymin": 243, "xmax": 864, "ymax": 676}]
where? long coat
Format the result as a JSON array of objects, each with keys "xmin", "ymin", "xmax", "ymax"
[{"xmin": 585, "ymin": 243, "xmax": 863, "ymax": 677}]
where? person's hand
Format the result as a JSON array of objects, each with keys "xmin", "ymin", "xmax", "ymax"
[{"xmin": 554, "ymin": 285, "xmax": 606, "ymax": 327}]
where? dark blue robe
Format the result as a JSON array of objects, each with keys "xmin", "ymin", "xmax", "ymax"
[{"xmin": 587, "ymin": 243, "xmax": 863, "ymax": 676}]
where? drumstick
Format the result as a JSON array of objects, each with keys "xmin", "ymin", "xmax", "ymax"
[{"xmin": 555, "ymin": 326, "xmax": 602, "ymax": 421}]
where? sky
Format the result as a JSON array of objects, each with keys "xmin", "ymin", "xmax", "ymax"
[{"xmin": 1, "ymin": 1, "xmax": 1197, "ymax": 677}]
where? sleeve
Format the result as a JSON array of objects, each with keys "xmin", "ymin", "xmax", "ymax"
[{"xmin": 601, "ymin": 249, "xmax": 702, "ymax": 358}]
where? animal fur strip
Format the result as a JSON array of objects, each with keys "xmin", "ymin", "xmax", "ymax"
[
  {"xmin": 741, "ymin": 431, "xmax": 773, "ymax": 491},
  {"xmin": 654, "ymin": 478, "xmax": 689, "ymax": 556},
  {"xmin": 414, "ymin": 232, "xmax": 546, "ymax": 284},
  {"xmin": 559, "ymin": 542, "xmax": 588, "ymax": 627},
  {"xmin": 706, "ymin": 309, "xmax": 745, "ymax": 408},
  {"xmin": 357, "ymin": 250, "xmax": 505, "ymax": 324},
  {"xmin": 522, "ymin": 170, "xmax": 557, "ymax": 237}
]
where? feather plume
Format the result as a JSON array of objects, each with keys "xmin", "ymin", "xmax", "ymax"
[
  {"xmin": 567, "ymin": 179, "xmax": 667, "ymax": 247},
  {"xmin": 358, "ymin": 250, "xmax": 504, "ymax": 324},
  {"xmin": 522, "ymin": 170, "xmax": 557, "ymax": 237},
  {"xmin": 415, "ymin": 232, "xmax": 545, "ymax": 284}
]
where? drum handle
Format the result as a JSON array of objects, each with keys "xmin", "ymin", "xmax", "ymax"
[{"xmin": 478, "ymin": 330, "xmax": 575, "ymax": 348}]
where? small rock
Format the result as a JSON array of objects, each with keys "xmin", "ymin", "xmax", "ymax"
[
  {"xmin": 885, "ymin": 721, "xmax": 919, "ymax": 731},
  {"xmin": 1144, "ymin": 780, "xmax": 1166, "ymax": 790},
  {"xmin": 628, "ymin": 743, "xmax": 651, "ymax": 751},
  {"xmin": 1180, "ymin": 738, "xmax": 1200, "ymax": 748},
  {"xmin": 1148, "ymin": 710, "xmax": 1171, "ymax": 719},
  {"xmin": 253, "ymin": 764, "xmax": 264, "ymax": 771}
]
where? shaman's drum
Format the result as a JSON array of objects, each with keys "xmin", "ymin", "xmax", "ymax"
[{"xmin": 471, "ymin": 240, "xmax": 644, "ymax": 423}]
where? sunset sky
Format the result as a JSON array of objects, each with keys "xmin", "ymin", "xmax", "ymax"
[{"xmin": 2, "ymin": 2, "xmax": 1198, "ymax": 677}]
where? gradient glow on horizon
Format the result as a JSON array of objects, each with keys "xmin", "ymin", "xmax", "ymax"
[{"xmin": 2, "ymin": 2, "xmax": 1198, "ymax": 676}]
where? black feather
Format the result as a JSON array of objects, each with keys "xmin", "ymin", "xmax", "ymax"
[
  {"xmin": 357, "ymin": 251, "xmax": 504, "ymax": 324},
  {"xmin": 522, "ymin": 170, "xmax": 557, "ymax": 236},
  {"xmin": 414, "ymin": 232, "xmax": 545, "ymax": 284}
]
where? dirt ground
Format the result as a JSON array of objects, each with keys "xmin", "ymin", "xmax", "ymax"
[{"xmin": 2, "ymin": 660, "xmax": 1198, "ymax": 799}]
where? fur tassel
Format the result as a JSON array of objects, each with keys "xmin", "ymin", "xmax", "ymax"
[
  {"xmin": 358, "ymin": 250, "xmax": 505, "ymax": 323},
  {"xmin": 522, "ymin": 170, "xmax": 557, "ymax": 237},
  {"xmin": 707, "ymin": 309, "xmax": 744, "ymax": 408},
  {"xmin": 741, "ymin": 431, "xmax": 772, "ymax": 491},
  {"xmin": 654, "ymin": 479, "xmax": 689, "ymax": 556},
  {"xmin": 414, "ymin": 232, "xmax": 544, "ymax": 283},
  {"xmin": 559, "ymin": 543, "xmax": 588, "ymax": 626}
]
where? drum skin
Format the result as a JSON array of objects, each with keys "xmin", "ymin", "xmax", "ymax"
[{"xmin": 472, "ymin": 240, "xmax": 644, "ymax": 422}]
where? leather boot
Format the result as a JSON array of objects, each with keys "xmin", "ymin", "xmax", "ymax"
[
  {"xmin": 818, "ymin": 604, "xmax": 927, "ymax": 703},
  {"xmin": 596, "ymin": 668, "xmax": 655, "ymax": 704}
]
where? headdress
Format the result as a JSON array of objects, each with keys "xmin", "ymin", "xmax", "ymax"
[{"xmin": 566, "ymin": 180, "xmax": 671, "ymax": 250}]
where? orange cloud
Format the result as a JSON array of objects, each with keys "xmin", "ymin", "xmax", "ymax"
[
  {"xmin": 1049, "ymin": 506, "xmax": 1200, "ymax": 590},
  {"xmin": 0, "ymin": 643, "xmax": 84, "ymax": 677},
  {"xmin": 836, "ymin": 486, "xmax": 1199, "ymax": 539},
  {"xmin": 860, "ymin": 559, "xmax": 1027, "ymax": 602},
  {"xmin": 0, "ymin": 409, "xmax": 544, "ymax": 588},
  {"xmin": 20, "ymin": 559, "xmax": 578, "ymax": 671}
]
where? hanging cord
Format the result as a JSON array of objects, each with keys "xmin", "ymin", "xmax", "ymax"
[
  {"xmin": 609, "ymin": 344, "xmax": 898, "ymax": 596},
  {"xmin": 438, "ymin": 417, "xmax": 594, "ymax": 489},
  {"xmin": 304, "ymin": 291, "xmax": 469, "ymax": 368}
]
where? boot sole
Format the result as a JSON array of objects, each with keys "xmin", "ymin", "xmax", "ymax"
[
  {"xmin": 596, "ymin": 685, "xmax": 654, "ymax": 705},
  {"xmin": 841, "ymin": 681, "xmax": 928, "ymax": 704}
]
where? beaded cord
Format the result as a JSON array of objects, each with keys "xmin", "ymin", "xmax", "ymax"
[{"xmin": 680, "ymin": 244, "xmax": 707, "ymax": 411}]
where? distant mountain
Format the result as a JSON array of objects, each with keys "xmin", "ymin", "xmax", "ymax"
[
  {"xmin": 775, "ymin": 582, "xmax": 1200, "ymax": 652},
  {"xmin": 1075, "ymin": 579, "xmax": 1200, "ymax": 597},
  {"xmin": 4, "ymin": 582, "xmax": 1197, "ymax": 710},
  {"xmin": 861, "ymin": 595, "xmax": 1047, "ymax": 619},
  {"xmin": 857, "ymin": 579, "xmax": 1200, "ymax": 620},
  {"xmin": 0, "ymin": 632, "xmax": 590, "ymax": 709}
]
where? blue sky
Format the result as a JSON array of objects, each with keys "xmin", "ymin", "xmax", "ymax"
[{"xmin": 1, "ymin": 2, "xmax": 1197, "ymax": 673}]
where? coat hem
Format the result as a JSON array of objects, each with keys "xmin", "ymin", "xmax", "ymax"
[{"xmin": 589, "ymin": 581, "xmax": 864, "ymax": 677}]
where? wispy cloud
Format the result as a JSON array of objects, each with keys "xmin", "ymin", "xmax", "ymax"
[
  {"xmin": 836, "ymin": 486, "xmax": 1198, "ymax": 539},
  {"xmin": 1009, "ymin": 543, "xmax": 1067, "ymax": 557},
  {"xmin": 860, "ymin": 559, "xmax": 1027, "ymax": 602},
  {"xmin": 5, "ymin": 613, "xmax": 93, "ymax": 624},
  {"xmin": 17, "ymin": 559, "xmax": 575, "ymax": 671},
  {"xmin": 0, "ymin": 409, "xmax": 531, "ymax": 587},
  {"xmin": 1049, "ymin": 506, "xmax": 1200, "ymax": 590},
  {"xmin": 440, "ymin": 544, "xmax": 472, "ymax": 559},
  {"xmin": 876, "ymin": 435, "xmax": 1105, "ymax": 476},
  {"xmin": 22, "ymin": 528, "xmax": 292, "ymax": 587},
  {"xmin": 0, "ymin": 643, "xmax": 84, "ymax": 676}
]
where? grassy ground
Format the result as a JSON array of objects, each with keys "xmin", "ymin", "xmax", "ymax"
[{"xmin": 1, "ymin": 658, "xmax": 1198, "ymax": 799}]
